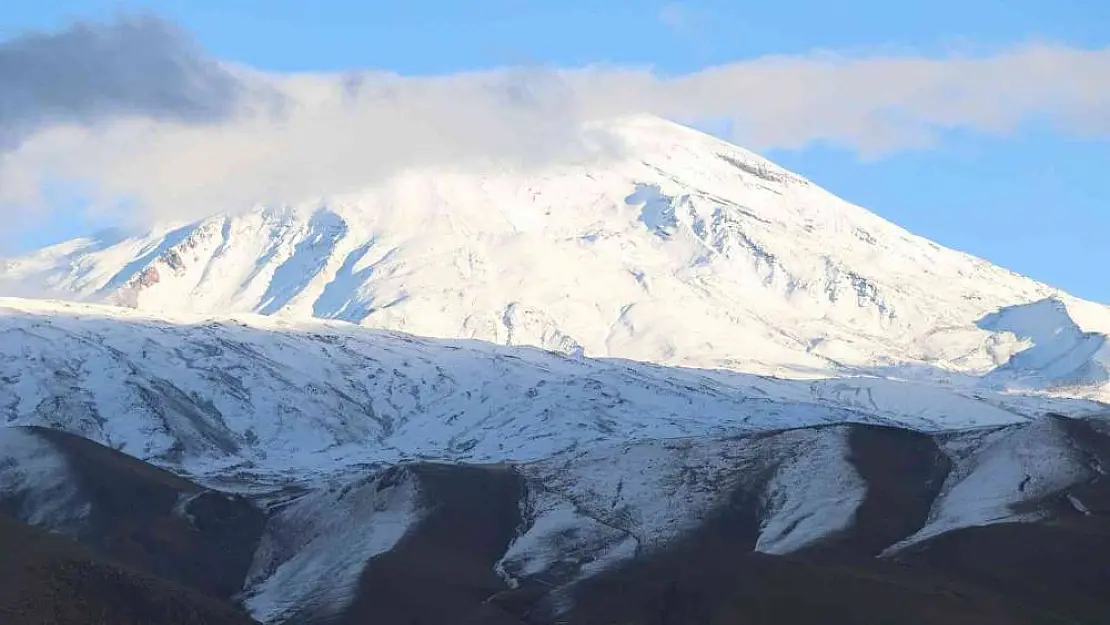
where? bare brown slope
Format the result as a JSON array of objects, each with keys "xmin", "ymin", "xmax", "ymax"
[
  {"xmin": 897, "ymin": 520, "xmax": 1110, "ymax": 624},
  {"xmin": 562, "ymin": 546, "xmax": 1071, "ymax": 625},
  {"xmin": 0, "ymin": 513, "xmax": 258, "ymax": 625},
  {"xmin": 10, "ymin": 426, "xmax": 266, "ymax": 602}
]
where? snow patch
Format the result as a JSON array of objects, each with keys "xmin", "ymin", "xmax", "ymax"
[
  {"xmin": 0, "ymin": 428, "xmax": 89, "ymax": 530},
  {"xmin": 242, "ymin": 468, "xmax": 423, "ymax": 624},
  {"xmin": 496, "ymin": 494, "xmax": 631, "ymax": 588},
  {"xmin": 755, "ymin": 427, "xmax": 867, "ymax": 554},
  {"xmin": 887, "ymin": 417, "xmax": 1097, "ymax": 552},
  {"xmin": 978, "ymin": 298, "xmax": 1110, "ymax": 391}
]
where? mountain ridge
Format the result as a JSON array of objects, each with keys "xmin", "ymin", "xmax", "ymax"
[
  {"xmin": 2, "ymin": 296, "xmax": 1107, "ymax": 479},
  {"xmin": 2, "ymin": 417, "xmax": 1109, "ymax": 624}
]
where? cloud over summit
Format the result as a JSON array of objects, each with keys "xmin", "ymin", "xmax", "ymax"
[{"xmin": 2, "ymin": 16, "xmax": 1109, "ymax": 227}]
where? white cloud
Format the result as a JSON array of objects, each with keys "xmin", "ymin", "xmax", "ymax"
[{"xmin": 2, "ymin": 16, "xmax": 1110, "ymax": 227}]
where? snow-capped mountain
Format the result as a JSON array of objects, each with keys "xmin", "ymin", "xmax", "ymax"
[
  {"xmin": 6, "ymin": 116, "xmax": 1110, "ymax": 396},
  {"xmin": 3, "ymin": 115, "xmax": 1110, "ymax": 624}
]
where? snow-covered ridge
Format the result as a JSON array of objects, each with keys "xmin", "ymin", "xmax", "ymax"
[{"xmin": 0, "ymin": 296, "xmax": 1107, "ymax": 480}]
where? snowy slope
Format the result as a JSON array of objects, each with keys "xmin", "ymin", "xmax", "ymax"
[
  {"xmin": 1, "ymin": 297, "xmax": 1105, "ymax": 479},
  {"xmin": 498, "ymin": 425, "xmax": 868, "ymax": 591},
  {"xmin": 6, "ymin": 116, "xmax": 1110, "ymax": 398},
  {"xmin": 0, "ymin": 427, "xmax": 88, "ymax": 531},
  {"xmin": 887, "ymin": 414, "xmax": 1110, "ymax": 551},
  {"xmin": 241, "ymin": 466, "xmax": 423, "ymax": 624},
  {"xmin": 977, "ymin": 298, "xmax": 1110, "ymax": 392}
]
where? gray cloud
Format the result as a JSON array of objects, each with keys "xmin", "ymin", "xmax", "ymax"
[
  {"xmin": 1, "ymin": 16, "xmax": 1110, "ymax": 230},
  {"xmin": 0, "ymin": 16, "xmax": 245, "ymax": 148}
]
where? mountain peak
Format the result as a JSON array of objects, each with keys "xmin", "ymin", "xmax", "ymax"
[{"xmin": 1, "ymin": 118, "xmax": 1105, "ymax": 391}]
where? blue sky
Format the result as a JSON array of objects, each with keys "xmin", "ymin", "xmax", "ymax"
[{"xmin": 2, "ymin": 1, "xmax": 1109, "ymax": 301}]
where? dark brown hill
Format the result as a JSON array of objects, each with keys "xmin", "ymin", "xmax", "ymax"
[{"xmin": 0, "ymin": 513, "xmax": 258, "ymax": 625}]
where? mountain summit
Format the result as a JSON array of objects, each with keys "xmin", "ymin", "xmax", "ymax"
[{"xmin": 5, "ymin": 116, "xmax": 1110, "ymax": 395}]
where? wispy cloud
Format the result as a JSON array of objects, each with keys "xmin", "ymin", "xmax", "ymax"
[{"xmin": 2, "ymin": 16, "xmax": 1110, "ymax": 227}]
